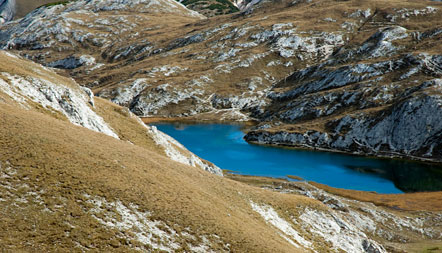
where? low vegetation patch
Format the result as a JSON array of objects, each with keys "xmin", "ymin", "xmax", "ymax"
[{"xmin": 178, "ymin": 0, "xmax": 239, "ymax": 16}]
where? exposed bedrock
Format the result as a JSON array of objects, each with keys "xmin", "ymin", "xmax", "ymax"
[
  {"xmin": 246, "ymin": 79, "xmax": 442, "ymax": 161},
  {"xmin": 0, "ymin": 0, "xmax": 15, "ymax": 24},
  {"xmin": 245, "ymin": 33, "xmax": 442, "ymax": 161}
]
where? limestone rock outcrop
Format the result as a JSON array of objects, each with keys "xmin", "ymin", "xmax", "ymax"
[{"xmin": 0, "ymin": 0, "xmax": 15, "ymax": 24}]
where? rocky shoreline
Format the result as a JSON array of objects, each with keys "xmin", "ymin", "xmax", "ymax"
[
  {"xmin": 244, "ymin": 128, "xmax": 442, "ymax": 164},
  {"xmin": 143, "ymin": 116, "xmax": 442, "ymax": 164}
]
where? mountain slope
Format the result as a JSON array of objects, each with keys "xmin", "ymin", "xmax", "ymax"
[
  {"xmin": 0, "ymin": 50, "xmax": 302, "ymax": 252},
  {"xmin": 0, "ymin": 0, "xmax": 440, "ymax": 161},
  {"xmin": 1, "ymin": 51, "xmax": 441, "ymax": 252},
  {"xmin": 0, "ymin": 50, "xmax": 221, "ymax": 174}
]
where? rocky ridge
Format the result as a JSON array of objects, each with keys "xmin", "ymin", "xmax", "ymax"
[{"xmin": 242, "ymin": 7, "xmax": 442, "ymax": 161}]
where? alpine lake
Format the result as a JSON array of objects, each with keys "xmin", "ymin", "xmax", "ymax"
[{"xmin": 153, "ymin": 123, "xmax": 442, "ymax": 194}]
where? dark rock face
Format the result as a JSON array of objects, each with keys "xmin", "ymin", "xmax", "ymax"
[
  {"xmin": 246, "ymin": 85, "xmax": 442, "ymax": 161},
  {"xmin": 48, "ymin": 56, "xmax": 87, "ymax": 69},
  {"xmin": 0, "ymin": 0, "xmax": 15, "ymax": 24},
  {"xmin": 246, "ymin": 54, "xmax": 442, "ymax": 162},
  {"xmin": 245, "ymin": 27, "xmax": 442, "ymax": 162}
]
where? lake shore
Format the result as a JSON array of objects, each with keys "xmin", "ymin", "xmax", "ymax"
[
  {"xmin": 141, "ymin": 116, "xmax": 257, "ymax": 126},
  {"xmin": 150, "ymin": 122, "xmax": 442, "ymax": 193},
  {"xmin": 144, "ymin": 117, "xmax": 442, "ymax": 165},
  {"xmin": 225, "ymin": 173, "xmax": 442, "ymax": 212}
]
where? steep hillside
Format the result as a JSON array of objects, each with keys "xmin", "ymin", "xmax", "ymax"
[
  {"xmin": 0, "ymin": 0, "xmax": 440, "ymax": 161},
  {"xmin": 0, "ymin": 50, "xmax": 221, "ymax": 175},
  {"xmin": 1, "ymin": 50, "xmax": 441, "ymax": 252}
]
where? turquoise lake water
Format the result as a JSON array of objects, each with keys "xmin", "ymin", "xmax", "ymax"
[{"xmin": 153, "ymin": 123, "xmax": 442, "ymax": 194}]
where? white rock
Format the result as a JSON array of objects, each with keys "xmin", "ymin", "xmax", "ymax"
[
  {"xmin": 250, "ymin": 201, "xmax": 312, "ymax": 249},
  {"xmin": 147, "ymin": 125, "xmax": 223, "ymax": 176},
  {"xmin": 0, "ymin": 68, "xmax": 119, "ymax": 139}
]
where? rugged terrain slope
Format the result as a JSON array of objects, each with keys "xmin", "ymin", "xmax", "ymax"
[
  {"xmin": 1, "ymin": 48, "xmax": 442, "ymax": 252},
  {"xmin": 0, "ymin": 0, "xmax": 440, "ymax": 161}
]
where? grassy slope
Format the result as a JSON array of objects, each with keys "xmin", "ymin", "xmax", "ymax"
[
  {"xmin": 226, "ymin": 174, "xmax": 442, "ymax": 212},
  {"xmin": 0, "ymin": 52, "xmax": 317, "ymax": 252},
  {"xmin": 93, "ymin": 98, "xmax": 165, "ymax": 155},
  {"xmin": 226, "ymin": 174, "xmax": 442, "ymax": 253},
  {"xmin": 0, "ymin": 101, "xmax": 316, "ymax": 252},
  {"xmin": 310, "ymin": 182, "xmax": 442, "ymax": 212}
]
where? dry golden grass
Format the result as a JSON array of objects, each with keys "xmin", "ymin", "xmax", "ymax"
[
  {"xmin": 0, "ymin": 102, "xmax": 321, "ymax": 252},
  {"xmin": 389, "ymin": 241, "xmax": 442, "ymax": 253},
  {"xmin": 287, "ymin": 175, "xmax": 303, "ymax": 181},
  {"xmin": 93, "ymin": 98, "xmax": 165, "ymax": 155},
  {"xmin": 225, "ymin": 173, "xmax": 291, "ymax": 186},
  {"xmin": 309, "ymin": 182, "xmax": 442, "ymax": 211}
]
